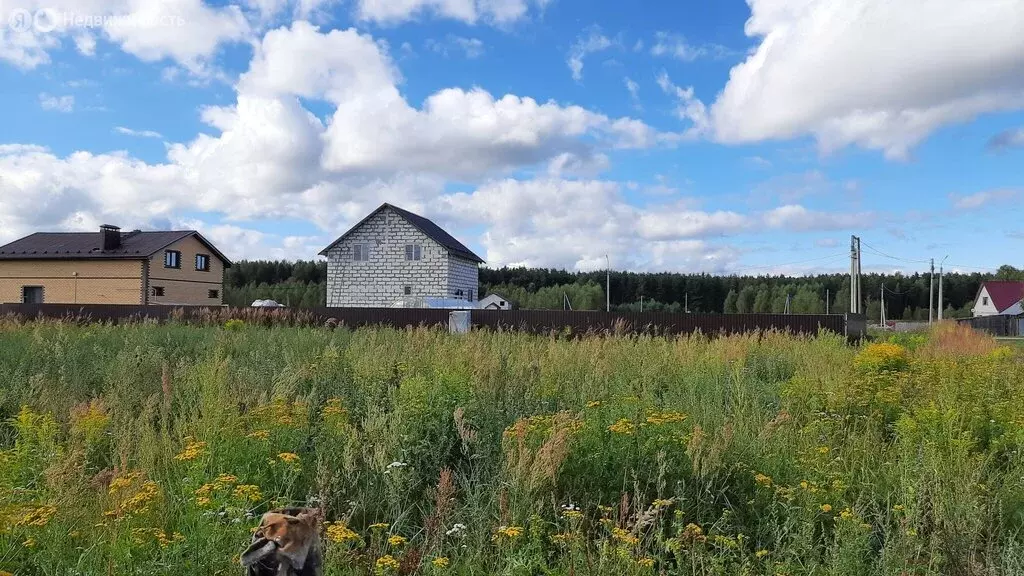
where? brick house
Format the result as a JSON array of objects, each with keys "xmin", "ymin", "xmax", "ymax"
[
  {"xmin": 0, "ymin": 225, "xmax": 231, "ymax": 305},
  {"xmin": 320, "ymin": 203, "xmax": 484, "ymax": 307}
]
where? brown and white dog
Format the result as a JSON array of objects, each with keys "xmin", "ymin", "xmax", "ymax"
[{"xmin": 241, "ymin": 507, "xmax": 323, "ymax": 576}]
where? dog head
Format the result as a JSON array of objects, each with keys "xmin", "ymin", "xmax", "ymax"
[{"xmin": 241, "ymin": 508, "xmax": 322, "ymax": 574}]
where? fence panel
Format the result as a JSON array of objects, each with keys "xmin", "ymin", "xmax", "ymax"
[
  {"xmin": 0, "ymin": 304, "xmax": 848, "ymax": 337},
  {"xmin": 956, "ymin": 315, "xmax": 1021, "ymax": 337}
]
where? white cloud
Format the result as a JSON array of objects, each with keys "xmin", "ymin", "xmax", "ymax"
[
  {"xmin": 567, "ymin": 26, "xmax": 612, "ymax": 81},
  {"xmin": 426, "ymin": 35, "xmax": 485, "ymax": 58},
  {"xmin": 950, "ymin": 189, "xmax": 1019, "ymax": 210},
  {"xmin": 355, "ymin": 0, "xmax": 543, "ymax": 25},
  {"xmin": 709, "ymin": 0, "xmax": 1024, "ymax": 159},
  {"xmin": 115, "ymin": 126, "xmax": 164, "ymax": 138},
  {"xmin": 624, "ymin": 77, "xmax": 640, "ymax": 105},
  {"xmin": 656, "ymin": 72, "xmax": 709, "ymax": 139},
  {"xmin": 650, "ymin": 32, "xmax": 730, "ymax": 61},
  {"xmin": 0, "ymin": 0, "xmax": 250, "ymax": 73},
  {"xmin": 39, "ymin": 93, "xmax": 75, "ymax": 112},
  {"xmin": 745, "ymin": 155, "xmax": 772, "ymax": 168},
  {"xmin": 762, "ymin": 205, "xmax": 869, "ymax": 232},
  {"xmin": 73, "ymin": 32, "xmax": 96, "ymax": 55}
]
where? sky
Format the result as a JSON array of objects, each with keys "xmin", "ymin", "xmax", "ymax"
[{"xmin": 0, "ymin": 0, "xmax": 1022, "ymax": 276}]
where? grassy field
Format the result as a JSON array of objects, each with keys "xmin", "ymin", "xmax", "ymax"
[{"xmin": 1, "ymin": 321, "xmax": 1023, "ymax": 576}]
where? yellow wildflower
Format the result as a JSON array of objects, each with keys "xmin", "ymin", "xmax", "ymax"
[
  {"xmin": 551, "ymin": 532, "xmax": 577, "ymax": 545},
  {"xmin": 431, "ymin": 557, "xmax": 450, "ymax": 568},
  {"xmin": 369, "ymin": 523, "xmax": 390, "ymax": 531},
  {"xmin": 754, "ymin": 473, "xmax": 772, "ymax": 487},
  {"xmin": 586, "ymin": 400, "xmax": 602, "ymax": 408},
  {"xmin": 799, "ymin": 480, "xmax": 809, "ymax": 490},
  {"xmin": 493, "ymin": 526, "xmax": 524, "ymax": 541},
  {"xmin": 645, "ymin": 411, "xmax": 688, "ymax": 425},
  {"xmin": 0, "ymin": 570, "xmax": 14, "ymax": 576},
  {"xmin": 326, "ymin": 523, "xmax": 361, "ymax": 544},
  {"xmin": 174, "ymin": 438, "xmax": 208, "ymax": 461},
  {"xmin": 820, "ymin": 504, "xmax": 833, "ymax": 513},
  {"xmin": 817, "ymin": 446, "xmax": 830, "ymax": 455},
  {"xmin": 215, "ymin": 474, "xmax": 239, "ymax": 485},
  {"xmin": 562, "ymin": 509, "xmax": 583, "ymax": 520},
  {"xmin": 652, "ymin": 498, "xmax": 673, "ymax": 508},
  {"xmin": 637, "ymin": 557, "xmax": 655, "ymax": 568},
  {"xmin": 232, "ymin": 484, "xmax": 262, "ymax": 502},
  {"xmin": 196, "ymin": 496, "xmax": 211, "ymax": 507},
  {"xmin": 839, "ymin": 508, "xmax": 854, "ymax": 520},
  {"xmin": 611, "ymin": 527, "xmax": 640, "ymax": 546},
  {"xmin": 893, "ymin": 504, "xmax": 905, "ymax": 512},
  {"xmin": 15, "ymin": 505, "xmax": 57, "ymax": 527},
  {"xmin": 387, "ymin": 535, "xmax": 407, "ymax": 547},
  {"xmin": 755, "ymin": 549, "xmax": 769, "ymax": 559},
  {"xmin": 375, "ymin": 555, "xmax": 400, "ymax": 573},
  {"xmin": 277, "ymin": 452, "xmax": 301, "ymax": 464},
  {"xmin": 323, "ymin": 399, "xmax": 347, "ymax": 417},
  {"xmin": 247, "ymin": 429, "xmax": 270, "ymax": 440},
  {"xmin": 23, "ymin": 537, "xmax": 37, "ymax": 548},
  {"xmin": 608, "ymin": 418, "xmax": 635, "ymax": 435}
]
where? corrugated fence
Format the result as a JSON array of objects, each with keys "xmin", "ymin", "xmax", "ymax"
[
  {"xmin": 957, "ymin": 315, "xmax": 1022, "ymax": 337},
  {"xmin": 0, "ymin": 303, "xmax": 850, "ymax": 337}
]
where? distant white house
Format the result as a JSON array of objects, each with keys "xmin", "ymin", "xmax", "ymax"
[
  {"xmin": 319, "ymin": 203, "xmax": 484, "ymax": 308},
  {"xmin": 972, "ymin": 281, "xmax": 1024, "ymax": 317},
  {"xmin": 478, "ymin": 293, "xmax": 512, "ymax": 310}
]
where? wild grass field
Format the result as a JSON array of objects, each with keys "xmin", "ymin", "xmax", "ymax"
[{"xmin": 1, "ymin": 320, "xmax": 1022, "ymax": 576}]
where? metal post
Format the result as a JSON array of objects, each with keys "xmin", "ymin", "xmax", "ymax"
[
  {"xmin": 928, "ymin": 259, "xmax": 934, "ymax": 324},
  {"xmin": 826, "ymin": 288, "xmax": 830, "ymax": 314},
  {"xmin": 640, "ymin": 294, "xmax": 643, "ymax": 313},
  {"xmin": 605, "ymin": 255, "xmax": 610, "ymax": 313},
  {"xmin": 881, "ymin": 284, "xmax": 885, "ymax": 327},
  {"xmin": 938, "ymin": 256, "xmax": 948, "ymax": 320}
]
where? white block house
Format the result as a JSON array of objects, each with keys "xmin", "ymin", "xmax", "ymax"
[
  {"xmin": 320, "ymin": 203, "xmax": 484, "ymax": 308},
  {"xmin": 972, "ymin": 281, "xmax": 1024, "ymax": 317}
]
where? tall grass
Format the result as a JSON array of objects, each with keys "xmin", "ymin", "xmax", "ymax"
[{"xmin": 1, "ymin": 322, "xmax": 1022, "ymax": 575}]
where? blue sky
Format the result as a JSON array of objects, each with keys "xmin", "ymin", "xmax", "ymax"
[{"xmin": 0, "ymin": 0, "xmax": 1021, "ymax": 275}]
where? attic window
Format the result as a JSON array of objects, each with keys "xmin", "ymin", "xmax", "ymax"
[
  {"xmin": 352, "ymin": 244, "xmax": 368, "ymax": 261},
  {"xmin": 164, "ymin": 250, "xmax": 180, "ymax": 269},
  {"xmin": 405, "ymin": 244, "xmax": 422, "ymax": 261},
  {"xmin": 983, "ymin": 296, "xmax": 989, "ymax": 306},
  {"xmin": 195, "ymin": 254, "xmax": 210, "ymax": 272}
]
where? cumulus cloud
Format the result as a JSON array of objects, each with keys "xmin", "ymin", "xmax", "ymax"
[
  {"xmin": 656, "ymin": 72, "xmax": 709, "ymax": 139},
  {"xmin": 762, "ymin": 205, "xmax": 870, "ymax": 232},
  {"xmin": 356, "ymin": 0, "xmax": 544, "ymax": 25},
  {"xmin": 708, "ymin": 0, "xmax": 1024, "ymax": 159},
  {"xmin": 0, "ymin": 0, "xmax": 251, "ymax": 73}
]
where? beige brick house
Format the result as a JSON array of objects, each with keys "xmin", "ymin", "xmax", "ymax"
[{"xmin": 0, "ymin": 225, "xmax": 231, "ymax": 305}]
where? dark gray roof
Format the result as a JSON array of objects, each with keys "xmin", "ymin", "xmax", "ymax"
[
  {"xmin": 0, "ymin": 230, "xmax": 232, "ymax": 266},
  {"xmin": 319, "ymin": 203, "xmax": 484, "ymax": 263}
]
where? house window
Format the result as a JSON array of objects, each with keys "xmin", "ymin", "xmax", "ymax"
[
  {"xmin": 404, "ymin": 286, "xmax": 412, "ymax": 295},
  {"xmin": 208, "ymin": 289, "xmax": 219, "ymax": 299},
  {"xmin": 468, "ymin": 290, "xmax": 474, "ymax": 301},
  {"xmin": 152, "ymin": 286, "xmax": 165, "ymax": 297},
  {"xmin": 195, "ymin": 254, "xmax": 210, "ymax": 271},
  {"xmin": 405, "ymin": 244, "xmax": 422, "ymax": 260},
  {"xmin": 353, "ymin": 244, "xmax": 368, "ymax": 261},
  {"xmin": 454, "ymin": 289, "xmax": 464, "ymax": 297},
  {"xmin": 164, "ymin": 250, "xmax": 181, "ymax": 269},
  {"xmin": 22, "ymin": 286, "xmax": 43, "ymax": 304},
  {"xmin": 983, "ymin": 296, "xmax": 989, "ymax": 306}
]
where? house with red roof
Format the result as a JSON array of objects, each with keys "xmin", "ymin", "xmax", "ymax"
[{"xmin": 972, "ymin": 281, "xmax": 1024, "ymax": 317}]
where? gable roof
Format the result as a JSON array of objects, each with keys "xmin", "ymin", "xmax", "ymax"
[
  {"xmin": 0, "ymin": 230, "xmax": 232, "ymax": 267},
  {"xmin": 979, "ymin": 281, "xmax": 1024, "ymax": 312},
  {"xmin": 319, "ymin": 203, "xmax": 484, "ymax": 263}
]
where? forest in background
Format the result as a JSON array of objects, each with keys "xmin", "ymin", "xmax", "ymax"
[{"xmin": 223, "ymin": 261, "xmax": 1024, "ymax": 318}]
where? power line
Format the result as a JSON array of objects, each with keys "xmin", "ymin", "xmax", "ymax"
[{"xmin": 859, "ymin": 240, "xmax": 930, "ymax": 265}]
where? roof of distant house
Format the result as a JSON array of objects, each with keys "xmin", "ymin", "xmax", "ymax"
[
  {"xmin": 319, "ymin": 203, "xmax": 484, "ymax": 263},
  {"xmin": 0, "ymin": 229, "xmax": 232, "ymax": 266},
  {"xmin": 979, "ymin": 281, "xmax": 1024, "ymax": 312}
]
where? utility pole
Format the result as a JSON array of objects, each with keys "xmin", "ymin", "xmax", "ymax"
[
  {"xmin": 929, "ymin": 259, "xmax": 935, "ymax": 324},
  {"xmin": 605, "ymin": 255, "xmax": 610, "ymax": 313},
  {"xmin": 785, "ymin": 293, "xmax": 791, "ymax": 314},
  {"xmin": 850, "ymin": 235, "xmax": 862, "ymax": 314},
  {"xmin": 684, "ymin": 292, "xmax": 689, "ymax": 313},
  {"xmin": 881, "ymin": 284, "xmax": 885, "ymax": 328},
  {"xmin": 938, "ymin": 255, "xmax": 948, "ymax": 320},
  {"xmin": 826, "ymin": 288, "xmax": 830, "ymax": 314},
  {"xmin": 640, "ymin": 294, "xmax": 644, "ymax": 313}
]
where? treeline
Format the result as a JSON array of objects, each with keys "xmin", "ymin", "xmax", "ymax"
[{"xmin": 223, "ymin": 260, "xmax": 1023, "ymax": 315}]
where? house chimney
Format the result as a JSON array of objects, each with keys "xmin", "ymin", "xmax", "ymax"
[{"xmin": 100, "ymin": 224, "xmax": 121, "ymax": 251}]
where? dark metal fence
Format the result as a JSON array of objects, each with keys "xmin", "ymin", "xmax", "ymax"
[
  {"xmin": 957, "ymin": 315, "xmax": 1022, "ymax": 337},
  {"xmin": 0, "ymin": 303, "xmax": 849, "ymax": 337}
]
